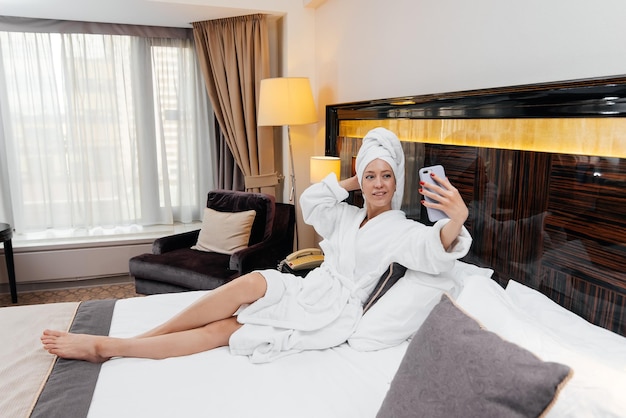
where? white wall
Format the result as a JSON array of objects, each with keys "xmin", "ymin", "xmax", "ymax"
[{"xmin": 314, "ymin": 0, "xmax": 626, "ymax": 106}]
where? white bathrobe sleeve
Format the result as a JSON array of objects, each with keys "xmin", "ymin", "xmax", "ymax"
[
  {"xmin": 389, "ymin": 216, "xmax": 472, "ymax": 274},
  {"xmin": 300, "ymin": 173, "xmax": 356, "ymax": 240}
]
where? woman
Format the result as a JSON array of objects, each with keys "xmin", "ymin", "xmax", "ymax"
[{"xmin": 41, "ymin": 127, "xmax": 471, "ymax": 363}]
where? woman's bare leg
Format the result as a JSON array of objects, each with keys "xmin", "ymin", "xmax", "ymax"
[
  {"xmin": 136, "ymin": 271, "xmax": 266, "ymax": 338},
  {"xmin": 41, "ymin": 317, "xmax": 242, "ymax": 362},
  {"xmin": 41, "ymin": 271, "xmax": 267, "ymax": 362}
]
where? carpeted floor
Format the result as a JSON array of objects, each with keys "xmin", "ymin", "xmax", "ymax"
[{"xmin": 0, "ymin": 282, "xmax": 142, "ymax": 308}]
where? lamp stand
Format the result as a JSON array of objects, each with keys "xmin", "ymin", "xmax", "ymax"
[{"xmin": 287, "ymin": 125, "xmax": 299, "ymax": 249}]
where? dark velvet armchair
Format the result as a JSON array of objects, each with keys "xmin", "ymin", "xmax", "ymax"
[{"xmin": 130, "ymin": 190, "xmax": 295, "ymax": 295}]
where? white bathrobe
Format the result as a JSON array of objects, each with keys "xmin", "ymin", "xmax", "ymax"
[{"xmin": 229, "ymin": 174, "xmax": 472, "ymax": 363}]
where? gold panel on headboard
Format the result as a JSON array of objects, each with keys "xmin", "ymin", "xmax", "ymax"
[{"xmin": 340, "ymin": 119, "xmax": 626, "ymax": 158}]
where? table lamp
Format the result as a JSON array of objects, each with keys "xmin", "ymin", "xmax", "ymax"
[{"xmin": 310, "ymin": 156, "xmax": 341, "ymax": 183}]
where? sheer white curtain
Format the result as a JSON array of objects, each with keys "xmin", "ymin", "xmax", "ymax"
[{"xmin": 0, "ymin": 31, "xmax": 215, "ymax": 237}]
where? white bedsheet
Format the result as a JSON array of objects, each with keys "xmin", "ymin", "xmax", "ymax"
[
  {"xmin": 87, "ymin": 279, "xmax": 626, "ymax": 417},
  {"xmin": 88, "ymin": 291, "xmax": 407, "ymax": 418}
]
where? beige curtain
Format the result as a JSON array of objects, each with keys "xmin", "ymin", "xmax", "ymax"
[{"xmin": 192, "ymin": 14, "xmax": 276, "ymax": 194}]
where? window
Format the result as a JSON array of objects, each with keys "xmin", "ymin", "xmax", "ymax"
[{"xmin": 0, "ymin": 30, "xmax": 215, "ymax": 237}]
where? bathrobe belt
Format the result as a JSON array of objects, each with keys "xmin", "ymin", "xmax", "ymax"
[{"xmin": 320, "ymin": 265, "xmax": 369, "ymax": 304}]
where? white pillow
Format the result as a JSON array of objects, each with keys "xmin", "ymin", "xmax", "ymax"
[
  {"xmin": 348, "ymin": 260, "xmax": 493, "ymax": 351},
  {"xmin": 455, "ymin": 275, "xmax": 626, "ymax": 418},
  {"xmin": 505, "ymin": 279, "xmax": 626, "ymax": 371},
  {"xmin": 191, "ymin": 207, "xmax": 256, "ymax": 255},
  {"xmin": 348, "ymin": 274, "xmax": 444, "ymax": 351}
]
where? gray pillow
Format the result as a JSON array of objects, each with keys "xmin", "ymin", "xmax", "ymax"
[{"xmin": 377, "ymin": 294, "xmax": 572, "ymax": 418}]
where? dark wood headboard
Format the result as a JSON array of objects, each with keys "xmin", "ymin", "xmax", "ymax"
[{"xmin": 325, "ymin": 75, "xmax": 626, "ymax": 337}]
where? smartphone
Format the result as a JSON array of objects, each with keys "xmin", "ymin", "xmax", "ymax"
[{"xmin": 419, "ymin": 165, "xmax": 448, "ymax": 222}]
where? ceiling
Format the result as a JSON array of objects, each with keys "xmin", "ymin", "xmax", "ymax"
[{"xmin": 0, "ymin": 0, "xmax": 267, "ymax": 28}]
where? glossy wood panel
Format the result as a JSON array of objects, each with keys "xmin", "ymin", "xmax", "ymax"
[
  {"xmin": 428, "ymin": 146, "xmax": 625, "ymax": 336},
  {"xmin": 336, "ymin": 137, "xmax": 626, "ymax": 335},
  {"xmin": 542, "ymin": 155, "xmax": 626, "ymax": 335}
]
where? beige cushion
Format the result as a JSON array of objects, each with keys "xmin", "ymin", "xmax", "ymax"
[{"xmin": 191, "ymin": 207, "xmax": 256, "ymax": 255}]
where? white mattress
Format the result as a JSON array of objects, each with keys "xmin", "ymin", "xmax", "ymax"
[{"xmin": 87, "ymin": 291, "xmax": 408, "ymax": 418}]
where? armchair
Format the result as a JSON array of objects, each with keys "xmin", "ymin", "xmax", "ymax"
[{"xmin": 130, "ymin": 189, "xmax": 295, "ymax": 295}]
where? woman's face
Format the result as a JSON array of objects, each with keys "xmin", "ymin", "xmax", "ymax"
[{"xmin": 361, "ymin": 159, "xmax": 396, "ymax": 212}]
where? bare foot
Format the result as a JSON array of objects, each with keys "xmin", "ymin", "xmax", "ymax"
[{"xmin": 41, "ymin": 329, "xmax": 111, "ymax": 363}]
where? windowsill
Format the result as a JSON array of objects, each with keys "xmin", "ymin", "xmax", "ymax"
[{"xmin": 8, "ymin": 223, "xmax": 202, "ymax": 252}]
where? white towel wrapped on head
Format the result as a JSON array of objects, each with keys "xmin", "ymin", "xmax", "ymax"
[{"xmin": 355, "ymin": 127, "xmax": 405, "ymax": 210}]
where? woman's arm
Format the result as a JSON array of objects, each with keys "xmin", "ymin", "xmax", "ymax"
[
  {"xmin": 419, "ymin": 173, "xmax": 469, "ymax": 250},
  {"xmin": 300, "ymin": 173, "xmax": 353, "ymax": 238},
  {"xmin": 339, "ymin": 175, "xmax": 360, "ymax": 192}
]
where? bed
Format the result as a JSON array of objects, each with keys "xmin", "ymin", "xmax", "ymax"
[
  {"xmin": 2, "ymin": 265, "xmax": 625, "ymax": 418},
  {"xmin": 2, "ymin": 75, "xmax": 626, "ymax": 417}
]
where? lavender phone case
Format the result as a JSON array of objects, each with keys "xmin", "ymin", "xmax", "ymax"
[{"xmin": 419, "ymin": 165, "xmax": 448, "ymax": 222}]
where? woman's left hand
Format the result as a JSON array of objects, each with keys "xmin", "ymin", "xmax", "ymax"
[
  {"xmin": 419, "ymin": 173, "xmax": 468, "ymax": 250},
  {"xmin": 419, "ymin": 173, "xmax": 468, "ymax": 224}
]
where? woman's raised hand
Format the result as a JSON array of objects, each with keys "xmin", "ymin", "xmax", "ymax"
[
  {"xmin": 419, "ymin": 172, "xmax": 468, "ymax": 224},
  {"xmin": 339, "ymin": 175, "xmax": 361, "ymax": 192},
  {"xmin": 420, "ymin": 172, "xmax": 469, "ymax": 250}
]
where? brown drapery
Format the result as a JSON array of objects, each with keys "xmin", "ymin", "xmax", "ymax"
[
  {"xmin": 192, "ymin": 14, "xmax": 276, "ymax": 194},
  {"xmin": 216, "ymin": 122, "xmax": 245, "ymax": 191}
]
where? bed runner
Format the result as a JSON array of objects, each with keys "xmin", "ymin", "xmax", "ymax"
[
  {"xmin": 30, "ymin": 299, "xmax": 116, "ymax": 418},
  {"xmin": 0, "ymin": 302, "xmax": 79, "ymax": 418}
]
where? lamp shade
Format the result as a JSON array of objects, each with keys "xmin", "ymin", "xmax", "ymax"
[
  {"xmin": 258, "ymin": 77, "xmax": 317, "ymax": 126},
  {"xmin": 310, "ymin": 156, "xmax": 341, "ymax": 183}
]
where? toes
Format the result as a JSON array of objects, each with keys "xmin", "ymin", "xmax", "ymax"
[{"xmin": 43, "ymin": 329, "xmax": 66, "ymax": 337}]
